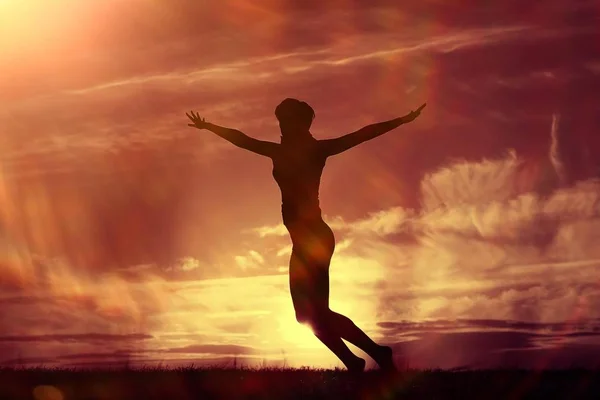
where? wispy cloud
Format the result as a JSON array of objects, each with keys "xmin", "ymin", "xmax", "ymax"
[
  {"xmin": 549, "ymin": 113, "xmax": 568, "ymax": 185},
  {"xmin": 235, "ymin": 250, "xmax": 266, "ymax": 270},
  {"xmin": 0, "ymin": 333, "xmax": 152, "ymax": 343},
  {"xmin": 61, "ymin": 26, "xmax": 532, "ymax": 97},
  {"xmin": 584, "ymin": 61, "xmax": 600, "ymax": 74},
  {"xmin": 163, "ymin": 344, "xmax": 256, "ymax": 355}
]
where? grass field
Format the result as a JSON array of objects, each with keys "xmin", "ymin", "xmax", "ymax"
[{"xmin": 2, "ymin": 366, "xmax": 600, "ymax": 400}]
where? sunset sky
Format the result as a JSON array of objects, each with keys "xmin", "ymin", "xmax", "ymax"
[{"xmin": 1, "ymin": 0, "xmax": 600, "ymax": 370}]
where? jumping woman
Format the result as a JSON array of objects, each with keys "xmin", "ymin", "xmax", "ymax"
[{"xmin": 186, "ymin": 99, "xmax": 426, "ymax": 372}]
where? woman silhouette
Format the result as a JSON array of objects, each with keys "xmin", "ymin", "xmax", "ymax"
[{"xmin": 186, "ymin": 99, "xmax": 426, "ymax": 372}]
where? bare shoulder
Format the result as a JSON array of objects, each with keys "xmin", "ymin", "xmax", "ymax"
[
  {"xmin": 315, "ymin": 138, "xmax": 338, "ymax": 157},
  {"xmin": 264, "ymin": 140, "xmax": 281, "ymax": 156},
  {"xmin": 247, "ymin": 138, "xmax": 280, "ymax": 158}
]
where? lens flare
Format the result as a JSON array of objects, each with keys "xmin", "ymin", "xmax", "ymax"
[{"xmin": 32, "ymin": 385, "xmax": 63, "ymax": 400}]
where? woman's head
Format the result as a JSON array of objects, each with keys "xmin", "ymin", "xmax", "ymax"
[{"xmin": 275, "ymin": 98, "xmax": 315, "ymax": 136}]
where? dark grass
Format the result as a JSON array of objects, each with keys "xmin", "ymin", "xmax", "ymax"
[{"xmin": 2, "ymin": 366, "xmax": 600, "ymax": 400}]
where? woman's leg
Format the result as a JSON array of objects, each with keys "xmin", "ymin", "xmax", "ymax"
[
  {"xmin": 288, "ymin": 221, "xmax": 394, "ymax": 371},
  {"xmin": 328, "ymin": 310, "xmax": 396, "ymax": 370},
  {"xmin": 289, "ymin": 249, "xmax": 365, "ymax": 372},
  {"xmin": 313, "ymin": 222, "xmax": 395, "ymax": 370}
]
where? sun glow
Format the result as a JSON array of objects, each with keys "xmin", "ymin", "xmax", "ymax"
[
  {"xmin": 1, "ymin": 0, "xmax": 103, "ymax": 65},
  {"xmin": 276, "ymin": 311, "xmax": 322, "ymax": 349}
]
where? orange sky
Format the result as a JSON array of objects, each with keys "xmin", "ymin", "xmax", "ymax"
[{"xmin": 1, "ymin": 0, "xmax": 600, "ymax": 369}]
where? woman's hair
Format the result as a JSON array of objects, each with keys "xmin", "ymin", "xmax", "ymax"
[{"xmin": 275, "ymin": 98, "xmax": 315, "ymax": 130}]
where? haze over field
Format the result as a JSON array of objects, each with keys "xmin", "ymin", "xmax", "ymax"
[{"xmin": 1, "ymin": 0, "xmax": 599, "ymax": 369}]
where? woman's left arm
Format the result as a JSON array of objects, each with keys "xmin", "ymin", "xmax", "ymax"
[{"xmin": 319, "ymin": 103, "xmax": 426, "ymax": 157}]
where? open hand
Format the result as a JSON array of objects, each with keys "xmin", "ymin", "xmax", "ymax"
[
  {"xmin": 403, "ymin": 103, "xmax": 427, "ymax": 123},
  {"xmin": 186, "ymin": 111, "xmax": 210, "ymax": 129}
]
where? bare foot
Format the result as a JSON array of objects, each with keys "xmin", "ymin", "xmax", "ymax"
[{"xmin": 374, "ymin": 345, "xmax": 396, "ymax": 372}]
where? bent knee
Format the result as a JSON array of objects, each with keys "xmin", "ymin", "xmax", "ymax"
[
  {"xmin": 294, "ymin": 307, "xmax": 331, "ymax": 328},
  {"xmin": 294, "ymin": 309, "xmax": 311, "ymax": 325}
]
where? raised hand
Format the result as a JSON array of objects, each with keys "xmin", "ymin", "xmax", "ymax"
[
  {"xmin": 186, "ymin": 111, "xmax": 210, "ymax": 129},
  {"xmin": 402, "ymin": 103, "xmax": 427, "ymax": 123}
]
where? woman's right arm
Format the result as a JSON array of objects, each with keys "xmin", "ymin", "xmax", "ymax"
[{"xmin": 186, "ymin": 111, "xmax": 278, "ymax": 158}]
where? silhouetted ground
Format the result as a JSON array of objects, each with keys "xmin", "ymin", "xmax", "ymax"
[{"xmin": 2, "ymin": 366, "xmax": 600, "ymax": 400}]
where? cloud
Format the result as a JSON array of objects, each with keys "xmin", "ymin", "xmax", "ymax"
[
  {"xmin": 251, "ymin": 224, "xmax": 288, "ymax": 238},
  {"xmin": 374, "ymin": 155, "xmax": 600, "ymax": 324},
  {"xmin": 162, "ymin": 257, "xmax": 204, "ymax": 273},
  {"xmin": 59, "ymin": 356, "xmax": 268, "ymax": 369},
  {"xmin": 276, "ymin": 244, "xmax": 293, "ymax": 257},
  {"xmin": 163, "ymin": 344, "xmax": 255, "ymax": 355},
  {"xmin": 0, "ymin": 333, "xmax": 152, "ymax": 343},
  {"xmin": 372, "ymin": 316, "xmax": 600, "ymax": 368},
  {"xmin": 1, "ymin": 356, "xmax": 54, "ymax": 366},
  {"xmin": 420, "ymin": 150, "xmax": 528, "ymax": 209},
  {"xmin": 328, "ymin": 207, "xmax": 416, "ymax": 238},
  {"xmin": 6, "ymin": 20, "xmax": 589, "ymax": 126},
  {"xmin": 0, "ymin": 249, "xmax": 176, "ymax": 347},
  {"xmin": 384, "ymin": 331, "xmax": 538, "ymax": 369},
  {"xmin": 377, "ymin": 318, "xmax": 600, "ymax": 336},
  {"xmin": 63, "ymin": 48, "xmax": 335, "ymax": 95},
  {"xmin": 584, "ymin": 61, "xmax": 600, "ymax": 75},
  {"xmin": 549, "ymin": 113, "xmax": 569, "ymax": 187},
  {"xmin": 251, "ymin": 207, "xmax": 416, "ymax": 240},
  {"xmin": 235, "ymin": 250, "xmax": 266, "ymax": 270},
  {"xmin": 0, "ymin": 23, "xmax": 549, "ymax": 179}
]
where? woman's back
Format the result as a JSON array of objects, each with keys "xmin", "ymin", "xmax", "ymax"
[{"xmin": 272, "ymin": 139, "xmax": 326, "ymax": 226}]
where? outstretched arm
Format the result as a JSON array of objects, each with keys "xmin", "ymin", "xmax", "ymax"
[
  {"xmin": 186, "ymin": 111, "xmax": 278, "ymax": 158},
  {"xmin": 319, "ymin": 103, "xmax": 426, "ymax": 157}
]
